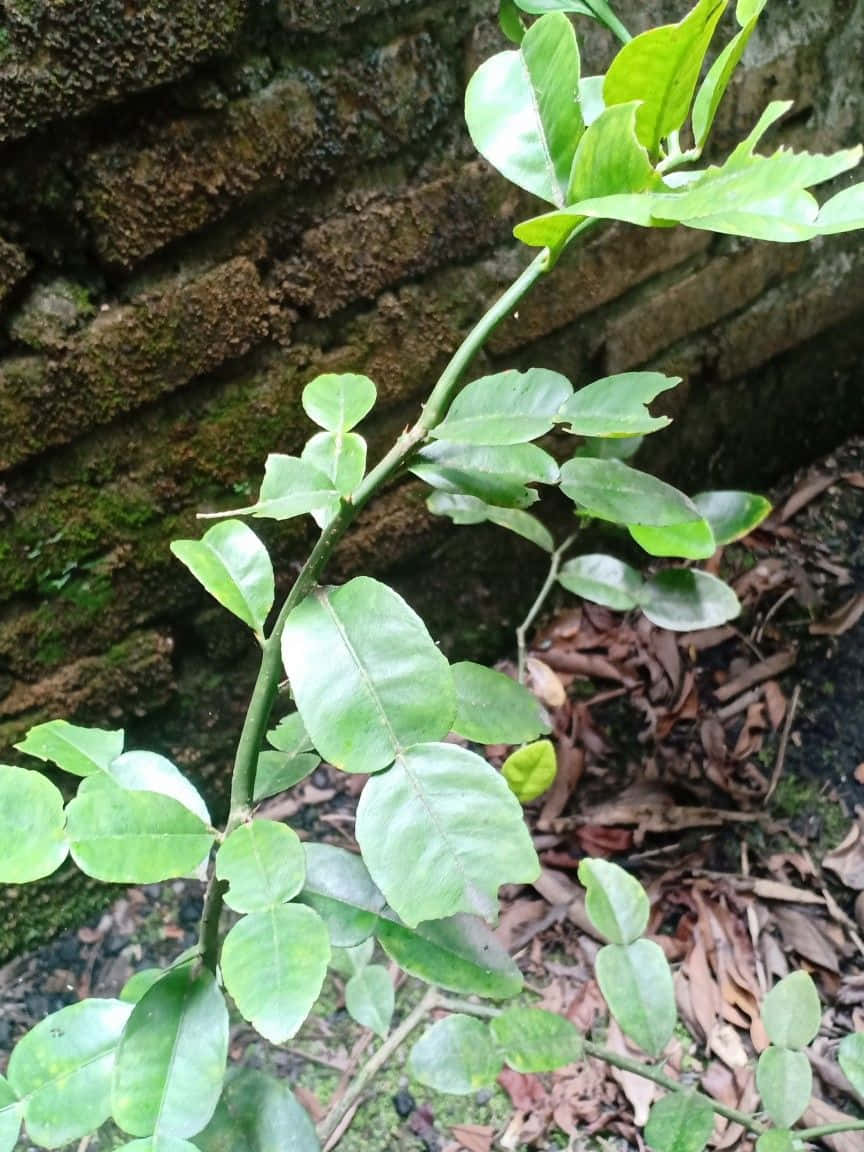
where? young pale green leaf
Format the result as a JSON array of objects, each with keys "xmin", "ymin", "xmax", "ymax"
[
  {"xmin": 121, "ymin": 969, "xmax": 166, "ymax": 1005},
  {"xmin": 298, "ymin": 843, "xmax": 385, "ymax": 947},
  {"xmin": 356, "ymin": 742, "xmax": 539, "ymax": 926},
  {"xmin": 301, "ymin": 431, "xmax": 366, "ymax": 496},
  {"xmin": 639, "ymin": 569, "xmax": 741, "ymax": 631},
  {"xmin": 267, "ymin": 713, "xmax": 314, "ymax": 756},
  {"xmin": 170, "ymin": 521, "xmax": 274, "ymax": 634},
  {"xmin": 376, "ymin": 913, "xmax": 523, "ymax": 999},
  {"xmin": 112, "ymin": 967, "xmax": 228, "ymax": 1141},
  {"xmin": 568, "ymin": 103, "xmax": 657, "ymax": 210},
  {"xmin": 560, "ymin": 458, "xmax": 700, "ymax": 528},
  {"xmin": 253, "ymin": 751, "xmax": 319, "ymax": 803},
  {"xmin": 691, "ymin": 0, "xmax": 766, "ymax": 149},
  {"xmin": 580, "ymin": 75, "xmax": 605, "ymax": 126},
  {"xmin": 451, "ymin": 662, "xmax": 549, "ymax": 745},
  {"xmin": 693, "ymin": 490, "xmax": 772, "ymax": 545},
  {"xmin": 578, "ymin": 858, "xmax": 649, "ymax": 944},
  {"xmin": 330, "ymin": 938, "xmax": 375, "ymax": 979},
  {"xmin": 603, "ymin": 0, "xmax": 728, "ymax": 154},
  {"xmin": 302, "ymin": 373, "xmax": 376, "ymax": 433},
  {"xmin": 558, "ymin": 554, "xmax": 642, "ymax": 611},
  {"xmin": 644, "ymin": 1091, "xmax": 715, "ymax": 1152},
  {"xmin": 560, "ymin": 372, "xmax": 679, "ymax": 439},
  {"xmin": 196, "ymin": 1069, "xmax": 320, "ymax": 1152},
  {"xmin": 66, "ymin": 788, "xmax": 213, "ymax": 884},
  {"xmin": 839, "ymin": 1032, "xmax": 864, "ymax": 1097},
  {"xmin": 0, "ymin": 1077, "xmax": 20, "ymax": 1152},
  {"xmin": 502, "ymin": 740, "xmax": 557, "ymax": 803},
  {"xmin": 499, "ymin": 0, "xmax": 526, "ymax": 43},
  {"xmin": 816, "ymin": 181, "xmax": 864, "ymax": 234},
  {"xmin": 465, "ymin": 12, "xmax": 583, "ymax": 207},
  {"xmin": 761, "ymin": 971, "xmax": 822, "ymax": 1050},
  {"xmin": 202, "ymin": 455, "xmax": 338, "ymax": 523},
  {"xmin": 15, "ymin": 719, "xmax": 123, "ymax": 778},
  {"xmin": 755, "ymin": 1133, "xmax": 797, "ymax": 1152},
  {"xmin": 216, "ymin": 820, "xmax": 306, "ymax": 913},
  {"xmin": 413, "ymin": 441, "xmax": 558, "ymax": 509},
  {"xmin": 629, "ymin": 518, "xmax": 716, "ymax": 561},
  {"xmin": 513, "ymin": 0, "xmax": 631, "ymax": 43},
  {"xmin": 431, "ymin": 368, "xmax": 572, "ymax": 445},
  {"xmin": 345, "ymin": 966, "xmax": 395, "ymax": 1038},
  {"xmin": 491, "ymin": 1008, "xmax": 584, "ymax": 1072},
  {"xmin": 221, "ymin": 905, "xmax": 330, "ymax": 1044},
  {"xmin": 756, "ymin": 1047, "xmax": 812, "ymax": 1129},
  {"xmin": 9, "ymin": 999, "xmax": 132, "ymax": 1149},
  {"xmin": 117, "ymin": 1139, "xmax": 200, "ymax": 1152},
  {"xmin": 426, "ymin": 492, "xmax": 554, "ymax": 552},
  {"xmin": 0, "ymin": 766, "xmax": 68, "ymax": 883},
  {"xmin": 282, "ymin": 577, "xmax": 455, "ymax": 774},
  {"xmin": 409, "ymin": 1016, "xmax": 503, "ymax": 1095},
  {"xmin": 106, "ymin": 751, "xmax": 210, "ymax": 825},
  {"xmin": 595, "ymin": 939, "xmax": 677, "ymax": 1056}
]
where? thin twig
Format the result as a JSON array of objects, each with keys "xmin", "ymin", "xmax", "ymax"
[
  {"xmin": 765, "ymin": 682, "xmax": 801, "ymax": 804},
  {"xmin": 517, "ymin": 534, "xmax": 578, "ymax": 682}
]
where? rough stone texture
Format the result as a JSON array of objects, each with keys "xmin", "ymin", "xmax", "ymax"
[{"xmin": 0, "ymin": 0, "xmax": 863, "ymax": 957}]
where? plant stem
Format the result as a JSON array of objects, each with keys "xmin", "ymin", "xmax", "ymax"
[
  {"xmin": 797, "ymin": 1121, "xmax": 864, "ymax": 1139},
  {"xmin": 516, "ymin": 533, "xmax": 577, "ymax": 682}
]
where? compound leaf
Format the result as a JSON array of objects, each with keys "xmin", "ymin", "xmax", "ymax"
[
  {"xmin": 451, "ymin": 662, "xmax": 549, "ymax": 745},
  {"xmin": 301, "ymin": 373, "xmax": 376, "ymax": 432},
  {"xmin": 644, "ymin": 1091, "xmax": 715, "ymax": 1152},
  {"xmin": 560, "ymin": 372, "xmax": 679, "ymax": 438},
  {"xmin": 559, "ymin": 457, "xmax": 700, "ymax": 527},
  {"xmin": 345, "ymin": 966, "xmax": 395, "ymax": 1038},
  {"xmin": 756, "ymin": 1047, "xmax": 812, "ymax": 1129},
  {"xmin": 502, "ymin": 740, "xmax": 558, "ymax": 803},
  {"xmin": 0, "ymin": 766, "xmax": 68, "ymax": 884},
  {"xmin": 170, "ymin": 521, "xmax": 274, "ymax": 633},
  {"xmin": 298, "ymin": 843, "xmax": 385, "ymax": 948},
  {"xmin": 409, "ymin": 1016, "xmax": 503, "ymax": 1095},
  {"xmin": 558, "ymin": 554, "xmax": 642, "ymax": 611},
  {"xmin": 761, "ymin": 971, "xmax": 821, "ymax": 1050},
  {"xmin": 202, "ymin": 455, "xmax": 338, "ymax": 523},
  {"xmin": 195, "ymin": 1069, "xmax": 320, "ymax": 1152},
  {"xmin": 595, "ymin": 939, "xmax": 677, "ymax": 1056},
  {"xmin": 432, "ymin": 368, "xmax": 572, "ymax": 445},
  {"xmin": 15, "ymin": 720, "xmax": 123, "ymax": 779},
  {"xmin": 216, "ymin": 820, "xmax": 306, "ymax": 913},
  {"xmin": 639, "ymin": 569, "xmax": 741, "ymax": 631},
  {"xmin": 578, "ymin": 858, "xmax": 649, "ymax": 944},
  {"xmin": 491, "ymin": 1008, "xmax": 584, "ymax": 1072}
]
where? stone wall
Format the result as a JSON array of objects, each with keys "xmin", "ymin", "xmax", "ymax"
[{"xmin": 0, "ymin": 0, "xmax": 863, "ymax": 834}]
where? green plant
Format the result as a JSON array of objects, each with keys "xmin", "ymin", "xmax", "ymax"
[{"xmin": 2, "ymin": 0, "xmax": 864, "ymax": 1148}]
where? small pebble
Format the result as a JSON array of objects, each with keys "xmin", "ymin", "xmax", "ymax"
[{"xmin": 393, "ymin": 1089, "xmax": 415, "ymax": 1118}]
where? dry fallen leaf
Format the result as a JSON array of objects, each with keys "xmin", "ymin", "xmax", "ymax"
[
  {"xmin": 810, "ymin": 594, "xmax": 864, "ymax": 636},
  {"xmin": 824, "ymin": 818, "xmax": 864, "ymax": 890},
  {"xmin": 606, "ymin": 1020, "xmax": 657, "ymax": 1125},
  {"xmin": 450, "ymin": 1124, "xmax": 494, "ymax": 1152}
]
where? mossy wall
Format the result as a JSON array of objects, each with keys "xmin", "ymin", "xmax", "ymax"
[{"xmin": 0, "ymin": 0, "xmax": 863, "ymax": 954}]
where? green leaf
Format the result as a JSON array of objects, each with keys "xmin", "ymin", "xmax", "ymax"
[
  {"xmin": 499, "ymin": 0, "xmax": 526, "ymax": 44},
  {"xmin": 816, "ymin": 181, "xmax": 864, "ymax": 234},
  {"xmin": 66, "ymin": 788, "xmax": 213, "ymax": 884},
  {"xmin": 9, "ymin": 999, "xmax": 131, "ymax": 1149},
  {"xmin": 112, "ymin": 967, "xmax": 228, "ymax": 1141},
  {"xmin": 356, "ymin": 742, "xmax": 539, "ymax": 926},
  {"xmin": 170, "ymin": 521, "xmax": 274, "ymax": 634},
  {"xmin": 595, "ymin": 939, "xmax": 677, "ymax": 1056},
  {"xmin": 692, "ymin": 1, "xmax": 766, "ymax": 149},
  {"xmin": 693, "ymin": 490, "xmax": 772, "ymax": 545},
  {"xmin": 465, "ymin": 12, "xmax": 583, "ymax": 207},
  {"xmin": 0, "ymin": 766, "xmax": 68, "ymax": 883},
  {"xmin": 560, "ymin": 458, "xmax": 700, "ymax": 528},
  {"xmin": 202, "ymin": 455, "xmax": 338, "ymax": 523},
  {"xmin": 221, "ymin": 905, "xmax": 330, "ymax": 1044},
  {"xmin": 253, "ymin": 751, "xmax": 319, "ymax": 804},
  {"xmin": 15, "ymin": 719, "xmax": 124, "ymax": 778},
  {"xmin": 345, "ymin": 966, "xmax": 395, "ymax": 1038},
  {"xmin": 431, "ymin": 368, "xmax": 572, "ymax": 445},
  {"xmin": 196, "ymin": 1069, "xmax": 320, "ymax": 1152},
  {"xmin": 329, "ymin": 938, "xmax": 375, "ymax": 979},
  {"xmin": 629, "ymin": 518, "xmax": 716, "ymax": 560},
  {"xmin": 302, "ymin": 373, "xmax": 376, "ymax": 432},
  {"xmin": 427, "ymin": 492, "xmax": 554, "ymax": 552},
  {"xmin": 376, "ymin": 913, "xmax": 523, "ymax": 999},
  {"xmin": 761, "ymin": 972, "xmax": 822, "ymax": 1050},
  {"xmin": 639, "ymin": 569, "xmax": 741, "ymax": 631},
  {"xmin": 502, "ymin": 740, "xmax": 557, "ymax": 803},
  {"xmin": 491, "ymin": 1008, "xmax": 583, "ymax": 1072},
  {"xmin": 568, "ymin": 103, "xmax": 657, "ymax": 209},
  {"xmin": 558, "ymin": 554, "xmax": 642, "ymax": 611},
  {"xmin": 560, "ymin": 372, "xmax": 679, "ymax": 438},
  {"xmin": 216, "ymin": 820, "xmax": 306, "ymax": 913},
  {"xmin": 574, "ymin": 434, "xmax": 644, "ymax": 461},
  {"xmin": 298, "ymin": 843, "xmax": 385, "ymax": 947},
  {"xmin": 409, "ymin": 1016, "xmax": 503, "ymax": 1095},
  {"xmin": 301, "ymin": 431, "xmax": 366, "ymax": 497},
  {"xmin": 755, "ymin": 1133, "xmax": 797, "ymax": 1152},
  {"xmin": 756, "ymin": 1047, "xmax": 812, "ymax": 1129},
  {"xmin": 578, "ymin": 858, "xmax": 649, "ymax": 944},
  {"xmin": 603, "ymin": 0, "xmax": 728, "ymax": 154},
  {"xmin": 514, "ymin": 0, "xmax": 631, "ymax": 44},
  {"xmin": 121, "ymin": 970, "xmax": 166, "ymax": 1005},
  {"xmin": 266, "ymin": 714, "xmax": 314, "ymax": 756},
  {"xmin": 644, "ymin": 1091, "xmax": 715, "ymax": 1152},
  {"xmin": 281, "ymin": 577, "xmax": 455, "ymax": 774},
  {"xmin": 451, "ymin": 662, "xmax": 549, "ymax": 745},
  {"xmin": 117, "ymin": 1138, "xmax": 199, "ymax": 1152},
  {"xmin": 839, "ymin": 1032, "xmax": 864, "ymax": 1097},
  {"xmin": 412, "ymin": 441, "xmax": 558, "ymax": 509},
  {"xmin": 0, "ymin": 1077, "xmax": 20, "ymax": 1152},
  {"xmin": 105, "ymin": 751, "xmax": 211, "ymax": 825}
]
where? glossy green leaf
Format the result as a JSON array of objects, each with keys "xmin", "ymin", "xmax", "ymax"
[
  {"xmin": 432, "ymin": 368, "xmax": 572, "ymax": 445},
  {"xmin": 301, "ymin": 431, "xmax": 366, "ymax": 496},
  {"xmin": 629, "ymin": 518, "xmax": 716, "ymax": 560},
  {"xmin": 502, "ymin": 739, "xmax": 557, "ymax": 803},
  {"xmin": 195, "ymin": 1069, "xmax": 320, "ymax": 1152},
  {"xmin": 465, "ymin": 12, "xmax": 583, "ymax": 207},
  {"xmin": 513, "ymin": 0, "xmax": 631, "ymax": 43},
  {"xmin": 485, "ymin": 507, "xmax": 556, "ymax": 551},
  {"xmin": 376, "ymin": 913, "xmax": 523, "ymax": 999},
  {"xmin": 345, "ymin": 966, "xmax": 395, "ymax": 1038},
  {"xmin": 216, "ymin": 820, "xmax": 306, "ymax": 913},
  {"xmin": 426, "ymin": 492, "xmax": 554, "ymax": 552},
  {"xmin": 121, "ymin": 969, "xmax": 166, "ymax": 1005},
  {"xmin": 755, "ymin": 1133, "xmax": 796, "ymax": 1152},
  {"xmin": 692, "ymin": 0, "xmax": 766, "ymax": 149},
  {"xmin": 0, "ymin": 766, "xmax": 68, "ymax": 883},
  {"xmin": 603, "ymin": 0, "xmax": 727, "ymax": 154},
  {"xmin": 113, "ymin": 967, "xmax": 228, "ymax": 1140},
  {"xmin": 15, "ymin": 719, "xmax": 123, "ymax": 778},
  {"xmin": 756, "ymin": 1047, "xmax": 812, "ymax": 1129},
  {"xmin": 491, "ymin": 1008, "xmax": 583, "ymax": 1072},
  {"xmin": 838, "ymin": 1032, "xmax": 864, "ymax": 1096},
  {"xmin": 266, "ymin": 713, "xmax": 314, "ymax": 756},
  {"xmin": 9, "ymin": 999, "xmax": 131, "ymax": 1149},
  {"xmin": 558, "ymin": 554, "xmax": 642, "ymax": 611},
  {"xmin": 170, "ymin": 521, "xmax": 274, "ymax": 633},
  {"xmin": 202, "ymin": 455, "xmax": 338, "ymax": 523},
  {"xmin": 560, "ymin": 372, "xmax": 679, "ymax": 438},
  {"xmin": 66, "ymin": 788, "xmax": 213, "ymax": 884},
  {"xmin": 409, "ymin": 1016, "xmax": 503, "ymax": 1095},
  {"xmin": 282, "ymin": 577, "xmax": 455, "ymax": 774},
  {"xmin": 595, "ymin": 939, "xmax": 677, "ymax": 1056},
  {"xmin": 578, "ymin": 858, "xmax": 649, "ymax": 944},
  {"xmin": 329, "ymin": 938, "xmax": 375, "ymax": 979},
  {"xmin": 298, "ymin": 843, "xmax": 385, "ymax": 947},
  {"xmin": 0, "ymin": 1077, "xmax": 20, "ymax": 1152},
  {"xmin": 253, "ymin": 751, "xmax": 319, "ymax": 803},
  {"xmin": 451, "ymin": 661, "xmax": 549, "ymax": 745},
  {"xmin": 560, "ymin": 457, "xmax": 700, "ymax": 528},
  {"xmin": 499, "ymin": 0, "xmax": 526, "ymax": 44},
  {"xmin": 644, "ymin": 1091, "xmax": 715, "ymax": 1152},
  {"xmin": 221, "ymin": 904, "xmax": 330, "ymax": 1044},
  {"xmin": 105, "ymin": 751, "xmax": 211, "ymax": 825},
  {"xmin": 412, "ymin": 441, "xmax": 558, "ymax": 509},
  {"xmin": 568, "ymin": 103, "xmax": 656, "ymax": 210},
  {"xmin": 693, "ymin": 490, "xmax": 772, "ymax": 545},
  {"xmin": 761, "ymin": 971, "xmax": 822, "ymax": 1050},
  {"xmin": 356, "ymin": 742, "xmax": 539, "ymax": 926},
  {"xmin": 302, "ymin": 373, "xmax": 376, "ymax": 432},
  {"xmin": 639, "ymin": 569, "xmax": 741, "ymax": 631}
]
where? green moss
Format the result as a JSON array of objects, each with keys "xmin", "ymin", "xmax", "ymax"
[
  {"xmin": 771, "ymin": 773, "xmax": 848, "ymax": 849},
  {"xmin": 0, "ymin": 866, "xmax": 110, "ymax": 963}
]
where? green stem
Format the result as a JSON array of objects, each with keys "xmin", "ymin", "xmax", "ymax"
[
  {"xmin": 516, "ymin": 533, "xmax": 577, "ymax": 682},
  {"xmin": 798, "ymin": 1121, "xmax": 864, "ymax": 1140}
]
